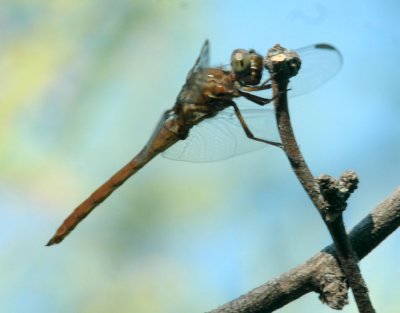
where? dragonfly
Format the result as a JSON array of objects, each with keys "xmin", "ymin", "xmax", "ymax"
[{"xmin": 46, "ymin": 40, "xmax": 342, "ymax": 245}]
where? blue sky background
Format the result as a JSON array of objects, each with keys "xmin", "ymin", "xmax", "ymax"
[{"xmin": 0, "ymin": 1, "xmax": 399, "ymax": 312}]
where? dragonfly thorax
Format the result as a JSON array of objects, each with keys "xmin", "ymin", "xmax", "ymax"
[{"xmin": 177, "ymin": 68, "xmax": 235, "ymax": 105}]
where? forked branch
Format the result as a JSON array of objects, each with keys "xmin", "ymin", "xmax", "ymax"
[
  {"xmin": 264, "ymin": 44, "xmax": 374, "ymax": 312},
  {"xmin": 208, "ymin": 188, "xmax": 400, "ymax": 313}
]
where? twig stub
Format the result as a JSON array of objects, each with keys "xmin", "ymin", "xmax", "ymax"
[
  {"xmin": 264, "ymin": 44, "xmax": 301, "ymax": 80},
  {"xmin": 317, "ymin": 171, "xmax": 359, "ymax": 221}
]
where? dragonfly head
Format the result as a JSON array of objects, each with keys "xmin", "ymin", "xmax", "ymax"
[{"xmin": 231, "ymin": 48, "xmax": 263, "ymax": 86}]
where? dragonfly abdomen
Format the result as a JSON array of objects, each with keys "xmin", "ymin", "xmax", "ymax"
[{"xmin": 46, "ymin": 114, "xmax": 180, "ymax": 245}]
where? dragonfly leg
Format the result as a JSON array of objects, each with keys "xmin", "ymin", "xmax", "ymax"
[
  {"xmin": 240, "ymin": 83, "xmax": 272, "ymax": 92},
  {"xmin": 238, "ymin": 90, "xmax": 273, "ymax": 106},
  {"xmin": 260, "ymin": 75, "xmax": 273, "ymax": 86},
  {"xmin": 239, "ymin": 88, "xmax": 291, "ymax": 106},
  {"xmin": 240, "ymin": 75, "xmax": 273, "ymax": 91},
  {"xmin": 231, "ymin": 102, "xmax": 283, "ymax": 148}
]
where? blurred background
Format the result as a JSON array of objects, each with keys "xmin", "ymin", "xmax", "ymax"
[{"xmin": 1, "ymin": 0, "xmax": 399, "ymax": 312}]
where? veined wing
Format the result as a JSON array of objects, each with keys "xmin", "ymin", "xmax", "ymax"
[
  {"xmin": 163, "ymin": 106, "xmax": 278, "ymax": 162},
  {"xmin": 290, "ymin": 43, "xmax": 342, "ymax": 97},
  {"xmin": 186, "ymin": 40, "xmax": 210, "ymax": 79},
  {"xmin": 163, "ymin": 43, "xmax": 342, "ymax": 162}
]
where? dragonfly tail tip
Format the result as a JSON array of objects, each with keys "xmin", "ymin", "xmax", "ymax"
[{"xmin": 46, "ymin": 236, "xmax": 60, "ymax": 246}]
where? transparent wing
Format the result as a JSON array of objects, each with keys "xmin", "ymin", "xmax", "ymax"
[
  {"xmin": 186, "ymin": 40, "xmax": 210, "ymax": 79},
  {"xmin": 290, "ymin": 43, "xmax": 342, "ymax": 97},
  {"xmin": 163, "ymin": 43, "xmax": 342, "ymax": 162},
  {"xmin": 162, "ymin": 106, "xmax": 278, "ymax": 162}
]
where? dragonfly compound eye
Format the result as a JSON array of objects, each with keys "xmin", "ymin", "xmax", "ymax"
[
  {"xmin": 231, "ymin": 49, "xmax": 252, "ymax": 73},
  {"xmin": 231, "ymin": 49, "xmax": 263, "ymax": 85}
]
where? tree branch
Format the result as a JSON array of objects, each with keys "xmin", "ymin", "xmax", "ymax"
[
  {"xmin": 264, "ymin": 44, "xmax": 375, "ymax": 312},
  {"xmin": 207, "ymin": 187, "xmax": 400, "ymax": 313}
]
